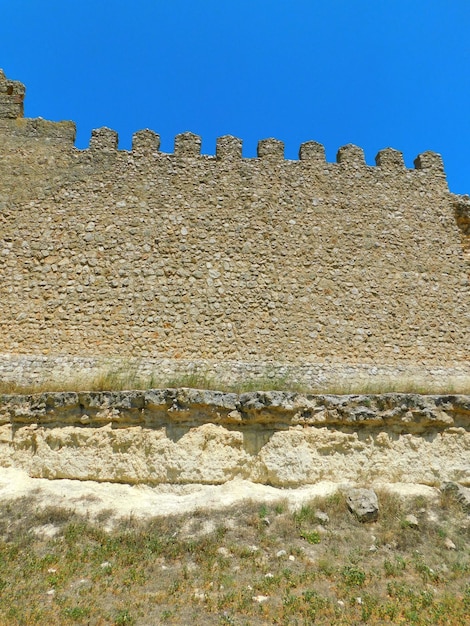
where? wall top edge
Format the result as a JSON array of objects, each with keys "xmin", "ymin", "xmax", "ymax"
[
  {"xmin": 0, "ymin": 71, "xmax": 445, "ymax": 175},
  {"xmin": 0, "ymin": 119, "xmax": 446, "ymax": 175}
]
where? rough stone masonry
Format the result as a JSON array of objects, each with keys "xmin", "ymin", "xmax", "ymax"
[
  {"xmin": 0, "ymin": 71, "xmax": 469, "ymax": 490},
  {"xmin": 0, "ymin": 69, "xmax": 469, "ymax": 377}
]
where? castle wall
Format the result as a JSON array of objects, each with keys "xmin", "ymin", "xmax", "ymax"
[{"xmin": 0, "ymin": 75, "xmax": 469, "ymax": 367}]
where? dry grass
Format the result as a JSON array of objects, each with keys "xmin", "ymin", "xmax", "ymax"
[
  {"xmin": 318, "ymin": 376, "xmax": 470, "ymax": 396},
  {"xmin": 0, "ymin": 488, "xmax": 468, "ymax": 625},
  {"xmin": 0, "ymin": 367, "xmax": 469, "ymax": 396}
]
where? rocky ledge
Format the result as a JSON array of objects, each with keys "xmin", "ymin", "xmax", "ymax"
[
  {"xmin": 0, "ymin": 390, "xmax": 468, "ymax": 487},
  {"xmin": 1, "ymin": 389, "xmax": 469, "ymax": 431}
]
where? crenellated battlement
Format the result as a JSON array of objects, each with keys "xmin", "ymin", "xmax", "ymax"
[
  {"xmin": 0, "ymin": 114, "xmax": 447, "ymax": 184},
  {"xmin": 0, "ymin": 115, "xmax": 447, "ymax": 182},
  {"xmin": 84, "ymin": 127, "xmax": 446, "ymax": 180},
  {"xmin": 0, "ymin": 65, "xmax": 446, "ymax": 183},
  {"xmin": 0, "ymin": 70, "xmax": 468, "ymax": 366}
]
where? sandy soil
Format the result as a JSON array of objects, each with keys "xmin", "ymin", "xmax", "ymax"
[{"xmin": 0, "ymin": 468, "xmax": 439, "ymax": 522}]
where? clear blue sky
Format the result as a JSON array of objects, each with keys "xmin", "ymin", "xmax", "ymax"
[{"xmin": 2, "ymin": 1, "xmax": 469, "ymax": 193}]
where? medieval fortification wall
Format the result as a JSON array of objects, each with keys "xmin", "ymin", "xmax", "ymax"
[
  {"xmin": 1, "ymin": 70, "xmax": 469, "ymax": 379},
  {"xmin": 1, "ymin": 71, "xmax": 470, "ymax": 490}
]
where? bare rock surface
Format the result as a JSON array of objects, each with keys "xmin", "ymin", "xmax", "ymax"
[
  {"xmin": 0, "ymin": 391, "xmax": 468, "ymax": 487},
  {"xmin": 0, "ymin": 468, "xmax": 443, "ymax": 521},
  {"xmin": 404, "ymin": 513, "xmax": 419, "ymax": 528},
  {"xmin": 1, "ymin": 389, "xmax": 469, "ymax": 431},
  {"xmin": 346, "ymin": 488, "xmax": 379, "ymax": 522}
]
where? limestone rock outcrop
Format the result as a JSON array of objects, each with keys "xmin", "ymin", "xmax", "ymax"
[{"xmin": 0, "ymin": 390, "xmax": 468, "ymax": 488}]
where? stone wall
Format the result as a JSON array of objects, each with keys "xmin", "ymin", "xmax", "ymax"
[
  {"xmin": 0, "ymin": 70, "xmax": 469, "ymax": 367},
  {"xmin": 0, "ymin": 355, "xmax": 469, "ymax": 394}
]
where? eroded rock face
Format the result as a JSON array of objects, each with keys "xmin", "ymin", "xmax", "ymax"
[{"xmin": 0, "ymin": 390, "xmax": 468, "ymax": 487}]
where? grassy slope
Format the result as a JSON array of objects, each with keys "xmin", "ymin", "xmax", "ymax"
[{"xmin": 0, "ymin": 489, "xmax": 468, "ymax": 625}]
